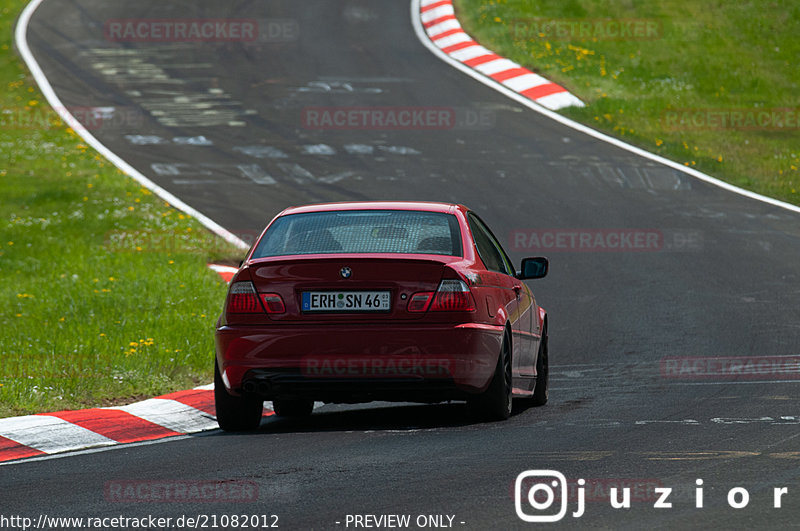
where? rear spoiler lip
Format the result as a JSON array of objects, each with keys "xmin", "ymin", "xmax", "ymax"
[{"xmin": 246, "ymin": 253, "xmax": 468, "ymax": 267}]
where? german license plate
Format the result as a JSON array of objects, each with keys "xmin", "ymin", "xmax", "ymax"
[{"xmin": 301, "ymin": 291, "xmax": 391, "ymax": 312}]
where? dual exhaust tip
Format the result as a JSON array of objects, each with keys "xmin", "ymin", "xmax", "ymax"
[{"xmin": 241, "ymin": 380, "xmax": 271, "ymax": 396}]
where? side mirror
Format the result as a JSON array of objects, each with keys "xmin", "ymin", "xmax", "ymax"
[{"xmin": 518, "ymin": 257, "xmax": 548, "ymax": 279}]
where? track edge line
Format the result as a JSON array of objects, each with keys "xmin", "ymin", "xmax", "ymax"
[
  {"xmin": 13, "ymin": 0, "xmax": 250, "ymax": 248},
  {"xmin": 409, "ymin": 0, "xmax": 800, "ymax": 216}
]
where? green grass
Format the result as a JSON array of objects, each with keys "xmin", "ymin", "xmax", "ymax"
[
  {"xmin": 455, "ymin": 0, "xmax": 800, "ymax": 203},
  {"xmin": 0, "ymin": 0, "xmax": 244, "ymax": 417}
]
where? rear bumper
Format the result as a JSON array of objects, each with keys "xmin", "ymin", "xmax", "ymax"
[{"xmin": 214, "ymin": 322, "xmax": 503, "ymax": 402}]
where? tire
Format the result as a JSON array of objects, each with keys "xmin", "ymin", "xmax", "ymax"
[
  {"xmin": 272, "ymin": 399, "xmax": 314, "ymax": 418},
  {"xmin": 468, "ymin": 331, "xmax": 513, "ymax": 421},
  {"xmin": 531, "ymin": 328, "xmax": 548, "ymax": 406},
  {"xmin": 214, "ymin": 362, "xmax": 263, "ymax": 432}
]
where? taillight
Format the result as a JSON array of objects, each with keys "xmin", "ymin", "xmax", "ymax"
[
  {"xmin": 260, "ymin": 293, "xmax": 286, "ymax": 314},
  {"xmin": 226, "ymin": 281, "xmax": 263, "ymax": 313},
  {"xmin": 431, "ymin": 279, "xmax": 476, "ymax": 311},
  {"xmin": 409, "ymin": 280, "xmax": 476, "ymax": 313}
]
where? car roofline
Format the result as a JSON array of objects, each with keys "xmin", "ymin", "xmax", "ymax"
[{"xmin": 278, "ymin": 201, "xmax": 464, "ymax": 216}]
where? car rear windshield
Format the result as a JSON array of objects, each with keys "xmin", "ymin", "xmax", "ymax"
[{"xmin": 252, "ymin": 210, "xmax": 463, "ymax": 257}]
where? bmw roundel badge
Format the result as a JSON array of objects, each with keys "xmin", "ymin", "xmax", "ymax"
[{"xmin": 340, "ymin": 266, "xmax": 352, "ymax": 279}]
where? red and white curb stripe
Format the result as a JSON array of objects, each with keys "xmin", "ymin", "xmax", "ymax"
[
  {"xmin": 0, "ymin": 386, "xmax": 274, "ymax": 464},
  {"xmin": 0, "ymin": 267, "xmax": 248, "ymax": 464},
  {"xmin": 418, "ymin": 0, "xmax": 583, "ymax": 110},
  {"xmin": 207, "ymin": 263, "xmax": 238, "ymax": 284}
]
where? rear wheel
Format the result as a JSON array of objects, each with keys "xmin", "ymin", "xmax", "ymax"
[
  {"xmin": 531, "ymin": 329, "xmax": 548, "ymax": 406},
  {"xmin": 272, "ymin": 398, "xmax": 314, "ymax": 418},
  {"xmin": 468, "ymin": 331, "xmax": 512, "ymax": 421},
  {"xmin": 214, "ymin": 362, "xmax": 263, "ymax": 432}
]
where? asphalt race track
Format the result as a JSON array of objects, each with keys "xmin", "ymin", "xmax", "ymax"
[{"xmin": 6, "ymin": 0, "xmax": 800, "ymax": 528}]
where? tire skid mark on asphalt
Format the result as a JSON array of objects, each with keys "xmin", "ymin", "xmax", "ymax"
[{"xmin": 81, "ymin": 47, "xmax": 255, "ymax": 128}]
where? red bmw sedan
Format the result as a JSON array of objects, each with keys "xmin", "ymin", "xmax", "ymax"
[{"xmin": 214, "ymin": 201, "xmax": 549, "ymax": 430}]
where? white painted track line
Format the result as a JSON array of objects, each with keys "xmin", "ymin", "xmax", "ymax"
[
  {"xmin": 14, "ymin": 0, "xmax": 250, "ymax": 250},
  {"xmin": 409, "ymin": 0, "xmax": 800, "ymax": 215}
]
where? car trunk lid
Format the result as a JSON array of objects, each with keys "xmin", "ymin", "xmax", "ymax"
[{"xmin": 250, "ymin": 256, "xmax": 456, "ymax": 322}]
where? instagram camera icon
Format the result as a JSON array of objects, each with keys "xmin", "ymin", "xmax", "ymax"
[{"xmin": 515, "ymin": 470, "xmax": 568, "ymax": 522}]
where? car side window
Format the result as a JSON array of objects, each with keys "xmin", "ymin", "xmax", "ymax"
[{"xmin": 468, "ymin": 214, "xmax": 513, "ymax": 275}]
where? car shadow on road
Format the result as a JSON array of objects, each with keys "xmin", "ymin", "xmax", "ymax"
[
  {"xmin": 231, "ymin": 398, "xmax": 544, "ymax": 434},
  {"xmin": 255, "ymin": 402, "xmax": 476, "ymax": 433}
]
